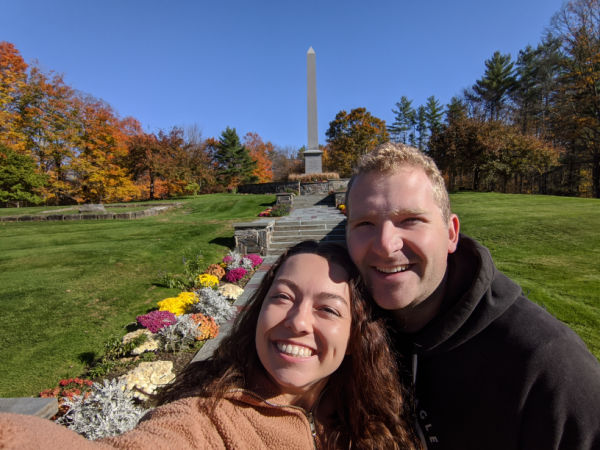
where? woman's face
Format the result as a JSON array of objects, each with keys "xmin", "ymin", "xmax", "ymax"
[{"xmin": 255, "ymin": 253, "xmax": 352, "ymax": 403}]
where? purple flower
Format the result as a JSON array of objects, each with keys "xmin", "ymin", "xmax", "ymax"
[
  {"xmin": 225, "ymin": 267, "xmax": 248, "ymax": 283},
  {"xmin": 137, "ymin": 310, "xmax": 177, "ymax": 333},
  {"xmin": 245, "ymin": 253, "xmax": 263, "ymax": 267},
  {"xmin": 222, "ymin": 255, "xmax": 233, "ymax": 264}
]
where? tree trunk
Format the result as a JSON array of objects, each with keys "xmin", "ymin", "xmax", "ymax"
[{"xmin": 593, "ymin": 149, "xmax": 600, "ymax": 198}]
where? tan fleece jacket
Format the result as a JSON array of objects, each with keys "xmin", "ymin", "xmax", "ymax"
[{"xmin": 0, "ymin": 391, "xmax": 317, "ymax": 449}]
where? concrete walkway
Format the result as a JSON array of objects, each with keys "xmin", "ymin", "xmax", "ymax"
[{"xmin": 268, "ymin": 194, "xmax": 346, "ymax": 256}]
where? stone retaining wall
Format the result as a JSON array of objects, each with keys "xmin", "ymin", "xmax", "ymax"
[
  {"xmin": 238, "ymin": 179, "xmax": 349, "ymax": 195},
  {"xmin": 0, "ymin": 204, "xmax": 179, "ymax": 222}
]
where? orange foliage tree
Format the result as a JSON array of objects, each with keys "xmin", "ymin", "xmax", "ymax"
[
  {"xmin": 0, "ymin": 41, "xmax": 28, "ymax": 152},
  {"xmin": 243, "ymin": 132, "xmax": 274, "ymax": 182}
]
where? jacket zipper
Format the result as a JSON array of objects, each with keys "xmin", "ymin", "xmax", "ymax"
[{"xmin": 306, "ymin": 410, "xmax": 318, "ymax": 449}]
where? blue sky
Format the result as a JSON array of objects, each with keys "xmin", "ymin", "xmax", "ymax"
[{"xmin": 2, "ymin": 0, "xmax": 565, "ymax": 150}]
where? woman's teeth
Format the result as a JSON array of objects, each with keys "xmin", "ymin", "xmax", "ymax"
[{"xmin": 277, "ymin": 342, "xmax": 313, "ymax": 357}]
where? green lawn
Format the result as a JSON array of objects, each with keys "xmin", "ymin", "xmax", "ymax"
[
  {"xmin": 0, "ymin": 194, "xmax": 275, "ymax": 397},
  {"xmin": 1, "ymin": 192, "xmax": 598, "ymax": 397},
  {"xmin": 451, "ymin": 192, "xmax": 600, "ymax": 358}
]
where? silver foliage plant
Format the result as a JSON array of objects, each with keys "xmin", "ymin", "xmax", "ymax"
[
  {"xmin": 224, "ymin": 250, "xmax": 243, "ymax": 269},
  {"xmin": 157, "ymin": 314, "xmax": 199, "ymax": 351},
  {"xmin": 56, "ymin": 378, "xmax": 148, "ymax": 440},
  {"xmin": 192, "ymin": 287, "xmax": 236, "ymax": 324},
  {"xmin": 241, "ymin": 257, "xmax": 254, "ymax": 270}
]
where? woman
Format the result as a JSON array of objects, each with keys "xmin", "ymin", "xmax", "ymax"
[{"xmin": 0, "ymin": 241, "xmax": 419, "ymax": 449}]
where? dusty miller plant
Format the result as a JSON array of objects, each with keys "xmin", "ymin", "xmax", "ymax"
[
  {"xmin": 192, "ymin": 287, "xmax": 236, "ymax": 324},
  {"xmin": 158, "ymin": 314, "xmax": 199, "ymax": 351},
  {"xmin": 224, "ymin": 250, "xmax": 243, "ymax": 269},
  {"xmin": 241, "ymin": 257, "xmax": 254, "ymax": 270},
  {"xmin": 56, "ymin": 378, "xmax": 148, "ymax": 440}
]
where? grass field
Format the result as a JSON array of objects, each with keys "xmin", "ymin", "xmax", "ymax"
[
  {"xmin": 0, "ymin": 192, "xmax": 598, "ymax": 397},
  {"xmin": 0, "ymin": 194, "xmax": 275, "ymax": 397},
  {"xmin": 451, "ymin": 192, "xmax": 600, "ymax": 358}
]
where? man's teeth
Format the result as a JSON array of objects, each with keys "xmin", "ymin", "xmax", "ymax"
[
  {"xmin": 377, "ymin": 265, "xmax": 409, "ymax": 274},
  {"xmin": 277, "ymin": 343, "xmax": 313, "ymax": 357}
]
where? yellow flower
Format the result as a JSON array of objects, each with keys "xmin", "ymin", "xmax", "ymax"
[
  {"xmin": 157, "ymin": 291, "xmax": 198, "ymax": 316},
  {"xmin": 197, "ymin": 273, "xmax": 219, "ymax": 288}
]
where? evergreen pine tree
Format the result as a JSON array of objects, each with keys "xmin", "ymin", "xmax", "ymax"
[
  {"xmin": 388, "ymin": 96, "xmax": 416, "ymax": 144},
  {"xmin": 213, "ymin": 127, "xmax": 257, "ymax": 190},
  {"xmin": 472, "ymin": 51, "xmax": 517, "ymax": 120}
]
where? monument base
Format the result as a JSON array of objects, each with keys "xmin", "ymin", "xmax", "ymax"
[{"xmin": 304, "ymin": 149, "xmax": 323, "ymax": 174}]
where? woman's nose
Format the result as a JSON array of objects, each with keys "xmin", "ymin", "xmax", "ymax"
[{"xmin": 284, "ymin": 301, "xmax": 312, "ymax": 334}]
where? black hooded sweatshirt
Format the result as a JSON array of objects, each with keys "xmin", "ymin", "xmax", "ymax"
[{"xmin": 393, "ymin": 235, "xmax": 600, "ymax": 450}]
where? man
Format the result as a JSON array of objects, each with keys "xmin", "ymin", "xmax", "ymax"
[{"xmin": 345, "ymin": 142, "xmax": 600, "ymax": 449}]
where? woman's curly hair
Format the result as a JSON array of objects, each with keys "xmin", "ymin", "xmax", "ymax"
[{"xmin": 157, "ymin": 241, "xmax": 420, "ymax": 449}]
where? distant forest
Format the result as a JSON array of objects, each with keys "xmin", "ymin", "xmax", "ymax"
[{"xmin": 1, "ymin": 0, "xmax": 598, "ymax": 205}]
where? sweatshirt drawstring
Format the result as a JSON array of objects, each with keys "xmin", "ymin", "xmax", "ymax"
[{"xmin": 412, "ymin": 352, "xmax": 428, "ymax": 449}]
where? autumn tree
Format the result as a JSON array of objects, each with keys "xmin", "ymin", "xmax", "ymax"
[
  {"xmin": 243, "ymin": 132, "xmax": 274, "ymax": 182},
  {"xmin": 550, "ymin": 0, "xmax": 600, "ymax": 197},
  {"xmin": 0, "ymin": 42, "xmax": 28, "ymax": 151},
  {"xmin": 212, "ymin": 127, "xmax": 257, "ymax": 190},
  {"xmin": 18, "ymin": 67, "xmax": 81, "ymax": 203},
  {"xmin": 71, "ymin": 95, "xmax": 137, "ymax": 203},
  {"xmin": 325, "ymin": 108, "xmax": 389, "ymax": 177}
]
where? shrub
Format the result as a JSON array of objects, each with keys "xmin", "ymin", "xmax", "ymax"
[
  {"xmin": 225, "ymin": 267, "xmax": 247, "ymax": 283},
  {"xmin": 158, "ymin": 315, "xmax": 199, "ymax": 351},
  {"xmin": 196, "ymin": 273, "xmax": 219, "ymax": 288},
  {"xmin": 192, "ymin": 287, "xmax": 236, "ymax": 324},
  {"xmin": 137, "ymin": 310, "xmax": 177, "ymax": 333},
  {"xmin": 204, "ymin": 263, "xmax": 226, "ymax": 280},
  {"xmin": 269, "ymin": 204, "xmax": 290, "ymax": 217},
  {"xmin": 287, "ymin": 172, "xmax": 339, "ymax": 182},
  {"xmin": 56, "ymin": 379, "xmax": 147, "ymax": 440}
]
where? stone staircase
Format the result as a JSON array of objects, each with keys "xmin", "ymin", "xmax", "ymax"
[{"xmin": 268, "ymin": 194, "xmax": 347, "ymax": 256}]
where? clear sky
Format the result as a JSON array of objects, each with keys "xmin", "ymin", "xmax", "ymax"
[{"xmin": 2, "ymin": 0, "xmax": 565, "ymax": 150}]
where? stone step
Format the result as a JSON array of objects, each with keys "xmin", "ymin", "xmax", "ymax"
[
  {"xmin": 274, "ymin": 223, "xmax": 345, "ymax": 231},
  {"xmin": 272, "ymin": 229, "xmax": 345, "ymax": 238}
]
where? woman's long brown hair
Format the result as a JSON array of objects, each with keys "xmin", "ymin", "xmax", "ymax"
[{"xmin": 156, "ymin": 241, "xmax": 420, "ymax": 449}]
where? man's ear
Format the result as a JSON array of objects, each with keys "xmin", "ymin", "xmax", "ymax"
[{"xmin": 447, "ymin": 214, "xmax": 460, "ymax": 254}]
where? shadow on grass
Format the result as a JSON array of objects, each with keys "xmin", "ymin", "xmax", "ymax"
[
  {"xmin": 210, "ymin": 236, "xmax": 235, "ymax": 249},
  {"xmin": 78, "ymin": 352, "xmax": 96, "ymax": 366}
]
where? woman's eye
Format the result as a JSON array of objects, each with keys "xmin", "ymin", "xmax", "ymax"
[
  {"xmin": 270, "ymin": 293, "xmax": 292, "ymax": 302},
  {"xmin": 318, "ymin": 306, "xmax": 341, "ymax": 317}
]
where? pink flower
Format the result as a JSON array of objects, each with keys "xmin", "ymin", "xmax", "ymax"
[
  {"xmin": 225, "ymin": 267, "xmax": 247, "ymax": 283},
  {"xmin": 246, "ymin": 253, "xmax": 263, "ymax": 267},
  {"xmin": 137, "ymin": 310, "xmax": 177, "ymax": 333},
  {"xmin": 223, "ymin": 255, "xmax": 233, "ymax": 264}
]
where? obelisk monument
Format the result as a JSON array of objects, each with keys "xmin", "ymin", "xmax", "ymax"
[{"xmin": 304, "ymin": 46, "xmax": 322, "ymax": 174}]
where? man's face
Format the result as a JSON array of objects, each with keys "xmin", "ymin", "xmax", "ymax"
[{"xmin": 346, "ymin": 167, "xmax": 459, "ymax": 322}]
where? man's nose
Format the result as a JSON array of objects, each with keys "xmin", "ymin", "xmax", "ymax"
[{"xmin": 372, "ymin": 221, "xmax": 402, "ymax": 256}]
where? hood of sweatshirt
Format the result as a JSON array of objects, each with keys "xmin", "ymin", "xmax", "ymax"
[{"xmin": 403, "ymin": 234, "xmax": 523, "ymax": 356}]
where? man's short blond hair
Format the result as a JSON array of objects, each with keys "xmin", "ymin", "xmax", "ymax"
[{"xmin": 345, "ymin": 142, "xmax": 452, "ymax": 223}]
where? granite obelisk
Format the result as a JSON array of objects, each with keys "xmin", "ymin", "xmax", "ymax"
[{"xmin": 304, "ymin": 46, "xmax": 322, "ymax": 174}]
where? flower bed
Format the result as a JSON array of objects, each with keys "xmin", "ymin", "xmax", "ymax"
[{"xmin": 39, "ymin": 250, "xmax": 263, "ymax": 440}]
